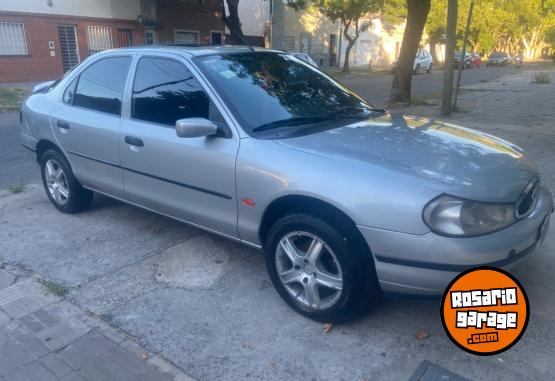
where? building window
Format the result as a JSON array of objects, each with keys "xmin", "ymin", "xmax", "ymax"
[
  {"xmin": 117, "ymin": 29, "xmax": 133, "ymax": 47},
  {"xmin": 0, "ymin": 22, "xmax": 28, "ymax": 56},
  {"xmin": 211, "ymin": 31, "xmax": 223, "ymax": 45},
  {"xmin": 174, "ymin": 30, "xmax": 199, "ymax": 44},
  {"xmin": 282, "ymin": 36, "xmax": 296, "ymax": 53},
  {"xmin": 87, "ymin": 26, "xmax": 113, "ymax": 54},
  {"xmin": 144, "ymin": 30, "xmax": 156, "ymax": 45}
]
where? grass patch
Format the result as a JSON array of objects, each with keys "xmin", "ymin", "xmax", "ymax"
[
  {"xmin": 41, "ymin": 279, "xmax": 69, "ymax": 298},
  {"xmin": 0, "ymin": 88, "xmax": 30, "ymax": 111},
  {"xmin": 410, "ymin": 91, "xmax": 442, "ymax": 106},
  {"xmin": 452, "ymin": 104, "xmax": 469, "ymax": 113},
  {"xmin": 531, "ymin": 72, "xmax": 551, "ymax": 84},
  {"xmin": 410, "ymin": 96, "xmax": 434, "ymax": 106},
  {"xmin": 7, "ymin": 181, "xmax": 25, "ymax": 193}
]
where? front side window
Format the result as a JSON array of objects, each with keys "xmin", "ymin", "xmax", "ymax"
[
  {"xmin": 195, "ymin": 52, "xmax": 373, "ymax": 136},
  {"xmin": 0, "ymin": 22, "xmax": 28, "ymax": 55},
  {"xmin": 73, "ymin": 57, "xmax": 131, "ymax": 115},
  {"xmin": 132, "ymin": 57, "xmax": 210, "ymax": 126},
  {"xmin": 63, "ymin": 77, "xmax": 78, "ymax": 104}
]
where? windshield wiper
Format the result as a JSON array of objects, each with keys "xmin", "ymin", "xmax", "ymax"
[
  {"xmin": 252, "ymin": 108, "xmax": 386, "ymax": 133},
  {"xmin": 252, "ymin": 116, "xmax": 328, "ymax": 132},
  {"xmin": 331, "ymin": 106, "xmax": 385, "ymax": 119}
]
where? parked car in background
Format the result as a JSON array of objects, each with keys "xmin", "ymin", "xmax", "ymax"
[
  {"xmin": 487, "ymin": 52, "xmax": 509, "ymax": 66},
  {"xmin": 454, "ymin": 51, "xmax": 472, "ymax": 69},
  {"xmin": 292, "ymin": 53, "xmax": 318, "ymax": 67},
  {"xmin": 21, "ymin": 46, "xmax": 553, "ymax": 323},
  {"xmin": 470, "ymin": 52, "xmax": 482, "ymax": 68},
  {"xmin": 392, "ymin": 49, "xmax": 433, "ymax": 74}
]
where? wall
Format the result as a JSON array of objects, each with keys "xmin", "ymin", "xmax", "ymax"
[
  {"xmin": 154, "ymin": 0, "xmax": 224, "ymax": 45},
  {"xmin": 280, "ymin": 5, "xmax": 340, "ymax": 66},
  {"xmin": 341, "ymin": 18, "xmax": 405, "ymax": 68},
  {"xmin": 0, "ymin": 0, "xmax": 140, "ymax": 20},
  {"xmin": 235, "ymin": 0, "xmax": 270, "ymax": 38},
  {"xmin": 0, "ymin": 13, "xmax": 143, "ymax": 83}
]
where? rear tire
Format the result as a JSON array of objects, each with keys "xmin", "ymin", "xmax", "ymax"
[
  {"xmin": 40, "ymin": 149, "xmax": 93, "ymax": 213},
  {"xmin": 265, "ymin": 213, "xmax": 381, "ymax": 323}
]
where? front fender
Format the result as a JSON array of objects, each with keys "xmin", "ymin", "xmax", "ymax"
[{"xmin": 236, "ymin": 138, "xmax": 435, "ymax": 246}]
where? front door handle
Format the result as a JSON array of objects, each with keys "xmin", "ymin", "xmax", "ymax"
[
  {"xmin": 125, "ymin": 136, "xmax": 144, "ymax": 147},
  {"xmin": 57, "ymin": 120, "xmax": 70, "ymax": 130}
]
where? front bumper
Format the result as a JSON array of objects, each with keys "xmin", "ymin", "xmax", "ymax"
[{"xmin": 358, "ymin": 187, "xmax": 553, "ymax": 295}]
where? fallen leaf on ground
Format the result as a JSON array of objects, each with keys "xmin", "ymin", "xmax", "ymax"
[
  {"xmin": 415, "ymin": 330, "xmax": 429, "ymax": 340},
  {"xmin": 323, "ymin": 323, "xmax": 333, "ymax": 333}
]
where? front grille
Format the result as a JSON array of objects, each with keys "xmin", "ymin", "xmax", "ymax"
[{"xmin": 516, "ymin": 178, "xmax": 540, "ymax": 218}]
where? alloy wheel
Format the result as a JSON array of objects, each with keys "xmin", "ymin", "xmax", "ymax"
[
  {"xmin": 275, "ymin": 231, "xmax": 343, "ymax": 310},
  {"xmin": 44, "ymin": 159, "xmax": 69, "ymax": 206}
]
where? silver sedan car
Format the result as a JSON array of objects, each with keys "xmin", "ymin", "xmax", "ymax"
[{"xmin": 21, "ymin": 46, "xmax": 553, "ymax": 322}]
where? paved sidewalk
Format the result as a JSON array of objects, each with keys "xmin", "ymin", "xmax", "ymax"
[{"xmin": 0, "ymin": 267, "xmax": 194, "ymax": 381}]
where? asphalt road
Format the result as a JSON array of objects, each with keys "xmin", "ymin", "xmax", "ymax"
[
  {"xmin": 0, "ymin": 65, "xmax": 518, "ymax": 188},
  {"xmin": 339, "ymin": 64, "xmax": 521, "ymax": 106}
]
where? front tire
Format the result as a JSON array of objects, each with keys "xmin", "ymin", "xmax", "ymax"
[
  {"xmin": 413, "ymin": 64, "xmax": 420, "ymax": 75},
  {"xmin": 265, "ymin": 213, "xmax": 380, "ymax": 323},
  {"xmin": 40, "ymin": 149, "xmax": 93, "ymax": 213}
]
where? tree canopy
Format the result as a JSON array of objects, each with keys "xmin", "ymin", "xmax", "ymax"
[{"xmin": 426, "ymin": 0, "xmax": 555, "ymax": 58}]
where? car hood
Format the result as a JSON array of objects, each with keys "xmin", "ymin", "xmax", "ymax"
[{"xmin": 274, "ymin": 113, "xmax": 536, "ymax": 202}]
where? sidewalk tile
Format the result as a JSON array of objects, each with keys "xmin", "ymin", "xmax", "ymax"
[
  {"xmin": 23, "ymin": 361, "xmax": 57, "ymax": 381},
  {"xmin": 61, "ymin": 372, "xmax": 87, "ymax": 381},
  {"xmin": 4, "ymin": 368, "xmax": 32, "ymax": 381},
  {"xmin": 56, "ymin": 346, "xmax": 88, "ymax": 370},
  {"xmin": 36, "ymin": 317, "xmax": 92, "ymax": 350},
  {"xmin": 4, "ymin": 338, "xmax": 36, "ymax": 366},
  {"xmin": 0, "ymin": 353, "xmax": 19, "ymax": 377},
  {"xmin": 12, "ymin": 329, "xmax": 51, "ymax": 358},
  {"xmin": 40, "ymin": 353, "xmax": 74, "ymax": 378}
]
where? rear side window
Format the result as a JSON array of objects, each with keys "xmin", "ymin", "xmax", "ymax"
[
  {"xmin": 131, "ymin": 57, "xmax": 209, "ymax": 126},
  {"xmin": 73, "ymin": 56, "xmax": 131, "ymax": 115}
]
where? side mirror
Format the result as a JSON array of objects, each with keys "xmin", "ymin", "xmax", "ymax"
[{"xmin": 175, "ymin": 118, "xmax": 218, "ymax": 138}]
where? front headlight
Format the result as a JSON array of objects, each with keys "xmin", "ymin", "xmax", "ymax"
[{"xmin": 423, "ymin": 195, "xmax": 515, "ymax": 237}]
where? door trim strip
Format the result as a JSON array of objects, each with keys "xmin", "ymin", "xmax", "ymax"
[{"xmin": 67, "ymin": 150, "xmax": 232, "ymax": 200}]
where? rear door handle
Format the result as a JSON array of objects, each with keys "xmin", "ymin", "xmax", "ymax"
[
  {"xmin": 125, "ymin": 136, "xmax": 144, "ymax": 147},
  {"xmin": 57, "ymin": 120, "xmax": 70, "ymax": 130}
]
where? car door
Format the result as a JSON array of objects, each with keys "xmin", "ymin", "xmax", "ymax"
[
  {"xmin": 118, "ymin": 54, "xmax": 240, "ymax": 238},
  {"xmin": 49, "ymin": 55, "xmax": 132, "ymax": 198}
]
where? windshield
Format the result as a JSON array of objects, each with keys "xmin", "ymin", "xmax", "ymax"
[{"xmin": 195, "ymin": 52, "xmax": 374, "ymax": 135}]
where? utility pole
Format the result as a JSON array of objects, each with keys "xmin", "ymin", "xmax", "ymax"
[
  {"xmin": 441, "ymin": 0, "xmax": 458, "ymax": 116},
  {"xmin": 453, "ymin": 0, "xmax": 474, "ymax": 110}
]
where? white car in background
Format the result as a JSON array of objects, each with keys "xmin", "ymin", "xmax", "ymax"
[
  {"xmin": 292, "ymin": 53, "xmax": 318, "ymax": 67},
  {"xmin": 393, "ymin": 50, "xmax": 433, "ymax": 74}
]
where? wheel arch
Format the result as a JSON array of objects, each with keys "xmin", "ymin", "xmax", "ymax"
[
  {"xmin": 258, "ymin": 194, "xmax": 372, "ymax": 256},
  {"xmin": 35, "ymin": 139, "xmax": 64, "ymax": 164}
]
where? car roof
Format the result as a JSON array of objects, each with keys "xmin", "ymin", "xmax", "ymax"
[{"xmin": 102, "ymin": 44, "xmax": 283, "ymax": 57}]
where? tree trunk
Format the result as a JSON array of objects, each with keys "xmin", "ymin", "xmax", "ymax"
[
  {"xmin": 221, "ymin": 0, "xmax": 244, "ymax": 44},
  {"xmin": 429, "ymin": 40, "xmax": 439, "ymax": 63},
  {"xmin": 453, "ymin": 0, "xmax": 474, "ymax": 109},
  {"xmin": 343, "ymin": 40, "xmax": 355, "ymax": 73},
  {"xmin": 440, "ymin": 0, "xmax": 458, "ymax": 116},
  {"xmin": 389, "ymin": 0, "xmax": 431, "ymax": 104}
]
